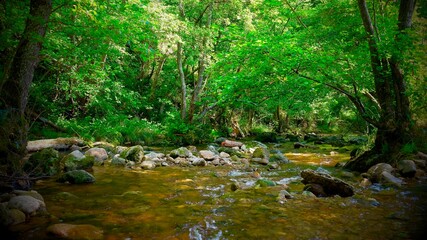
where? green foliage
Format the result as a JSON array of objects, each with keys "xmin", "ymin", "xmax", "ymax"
[
  {"xmin": 58, "ymin": 115, "xmax": 162, "ymax": 145},
  {"xmin": 401, "ymin": 142, "xmax": 418, "ymax": 155}
]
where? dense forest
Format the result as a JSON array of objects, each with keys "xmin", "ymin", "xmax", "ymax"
[
  {"xmin": 1, "ymin": 0, "xmax": 427, "ymax": 239},
  {"xmin": 2, "ymin": 0, "xmax": 426, "ymax": 171}
]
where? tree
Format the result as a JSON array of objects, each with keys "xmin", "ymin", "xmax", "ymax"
[
  {"xmin": 344, "ymin": 0, "xmax": 416, "ymax": 171},
  {"xmin": 0, "ymin": 0, "xmax": 52, "ymax": 175}
]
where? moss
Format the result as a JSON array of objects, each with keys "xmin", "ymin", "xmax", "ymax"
[{"xmin": 25, "ymin": 148, "xmax": 60, "ymax": 176}]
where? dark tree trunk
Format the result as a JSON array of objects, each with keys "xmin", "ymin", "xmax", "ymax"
[
  {"xmin": 344, "ymin": 0, "xmax": 415, "ymax": 172},
  {"xmin": 0, "ymin": 0, "xmax": 52, "ymax": 175}
]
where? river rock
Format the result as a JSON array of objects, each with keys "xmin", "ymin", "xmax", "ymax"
[
  {"xmin": 359, "ymin": 178, "xmax": 372, "ymax": 188},
  {"xmin": 111, "ymin": 155, "xmax": 126, "ymax": 166},
  {"xmin": 8, "ymin": 195, "xmax": 45, "ymax": 215},
  {"xmin": 12, "ymin": 190, "xmax": 44, "ymax": 202},
  {"xmin": 199, "ymin": 150, "xmax": 216, "ymax": 160},
  {"xmin": 304, "ymin": 183, "xmax": 327, "ymax": 197},
  {"xmin": 85, "ymin": 147, "xmax": 108, "ymax": 165},
  {"xmin": 64, "ymin": 151, "xmax": 94, "ymax": 172},
  {"xmin": 219, "ymin": 152, "xmax": 230, "ymax": 158},
  {"xmin": 413, "ymin": 160, "xmax": 426, "ymax": 169},
  {"xmin": 367, "ymin": 163, "xmax": 394, "ymax": 183},
  {"xmin": 380, "ymin": 171, "xmax": 403, "ymax": 187},
  {"xmin": 221, "ymin": 140, "xmax": 243, "ymax": 148},
  {"xmin": 417, "ymin": 152, "xmax": 427, "ymax": 160},
  {"xmin": 301, "ymin": 169, "xmax": 354, "ymax": 197},
  {"xmin": 1, "ymin": 204, "xmax": 26, "ymax": 226},
  {"xmin": 190, "ymin": 157, "xmax": 207, "ymax": 167},
  {"xmin": 58, "ymin": 170, "xmax": 95, "ymax": 184},
  {"xmin": 170, "ymin": 147, "xmax": 193, "ymax": 158},
  {"xmin": 252, "ymin": 147, "xmax": 269, "ymax": 165},
  {"xmin": 141, "ymin": 160, "xmax": 156, "ymax": 170},
  {"xmin": 121, "ymin": 145, "xmax": 144, "ymax": 163},
  {"xmin": 277, "ymin": 190, "xmax": 292, "ymax": 203},
  {"xmin": 47, "ymin": 223, "xmax": 103, "ymax": 240},
  {"xmin": 397, "ymin": 160, "xmax": 417, "ymax": 178},
  {"xmin": 144, "ymin": 152, "xmax": 164, "ymax": 161}
]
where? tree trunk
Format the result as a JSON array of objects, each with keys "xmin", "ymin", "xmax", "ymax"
[
  {"xmin": 344, "ymin": 0, "xmax": 415, "ymax": 172},
  {"xmin": 149, "ymin": 56, "xmax": 167, "ymax": 100},
  {"xmin": 0, "ymin": 0, "xmax": 52, "ymax": 175},
  {"xmin": 276, "ymin": 106, "xmax": 287, "ymax": 133},
  {"xmin": 177, "ymin": 42, "xmax": 186, "ymax": 120}
]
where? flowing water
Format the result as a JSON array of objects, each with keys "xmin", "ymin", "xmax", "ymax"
[{"xmin": 7, "ymin": 144, "xmax": 427, "ymax": 239}]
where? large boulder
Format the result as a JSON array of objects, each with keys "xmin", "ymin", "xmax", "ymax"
[
  {"xmin": 85, "ymin": 147, "xmax": 108, "ymax": 165},
  {"xmin": 12, "ymin": 190, "xmax": 44, "ymax": 202},
  {"xmin": 63, "ymin": 151, "xmax": 94, "ymax": 172},
  {"xmin": 121, "ymin": 145, "xmax": 144, "ymax": 163},
  {"xmin": 0, "ymin": 204, "xmax": 26, "ymax": 226},
  {"xmin": 397, "ymin": 160, "xmax": 417, "ymax": 178},
  {"xmin": 367, "ymin": 163, "xmax": 394, "ymax": 183},
  {"xmin": 300, "ymin": 169, "xmax": 354, "ymax": 197},
  {"xmin": 170, "ymin": 147, "xmax": 193, "ymax": 158},
  {"xmin": 47, "ymin": 223, "xmax": 103, "ymax": 240},
  {"xmin": 25, "ymin": 148, "xmax": 60, "ymax": 176},
  {"xmin": 7, "ymin": 195, "xmax": 45, "ymax": 215},
  {"xmin": 58, "ymin": 170, "xmax": 95, "ymax": 184}
]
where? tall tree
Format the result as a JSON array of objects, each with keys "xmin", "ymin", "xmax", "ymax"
[
  {"xmin": 0, "ymin": 0, "xmax": 52, "ymax": 174},
  {"xmin": 344, "ymin": 0, "xmax": 416, "ymax": 171}
]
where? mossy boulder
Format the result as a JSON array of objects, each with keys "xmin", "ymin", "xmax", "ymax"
[
  {"xmin": 63, "ymin": 151, "xmax": 94, "ymax": 172},
  {"xmin": 120, "ymin": 145, "xmax": 144, "ymax": 163},
  {"xmin": 24, "ymin": 148, "xmax": 60, "ymax": 176},
  {"xmin": 58, "ymin": 170, "xmax": 95, "ymax": 184},
  {"xmin": 170, "ymin": 147, "xmax": 193, "ymax": 158}
]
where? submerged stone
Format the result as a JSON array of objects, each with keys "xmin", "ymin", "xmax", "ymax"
[
  {"xmin": 8, "ymin": 195, "xmax": 45, "ymax": 215},
  {"xmin": 47, "ymin": 223, "xmax": 103, "ymax": 240},
  {"xmin": 58, "ymin": 170, "xmax": 95, "ymax": 184}
]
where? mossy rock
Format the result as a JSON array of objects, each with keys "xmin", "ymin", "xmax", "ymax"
[
  {"xmin": 25, "ymin": 148, "xmax": 60, "ymax": 176},
  {"xmin": 256, "ymin": 179, "xmax": 277, "ymax": 187},
  {"xmin": 217, "ymin": 147, "xmax": 244, "ymax": 158},
  {"xmin": 63, "ymin": 155, "xmax": 95, "ymax": 172},
  {"xmin": 120, "ymin": 145, "xmax": 144, "ymax": 163},
  {"xmin": 170, "ymin": 147, "xmax": 193, "ymax": 158},
  {"xmin": 57, "ymin": 170, "xmax": 95, "ymax": 184}
]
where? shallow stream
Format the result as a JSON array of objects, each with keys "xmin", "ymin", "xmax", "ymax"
[{"xmin": 8, "ymin": 144, "xmax": 427, "ymax": 239}]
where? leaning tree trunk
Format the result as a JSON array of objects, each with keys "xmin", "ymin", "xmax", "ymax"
[
  {"xmin": 344, "ymin": 0, "xmax": 415, "ymax": 172},
  {"xmin": 0, "ymin": 0, "xmax": 52, "ymax": 175}
]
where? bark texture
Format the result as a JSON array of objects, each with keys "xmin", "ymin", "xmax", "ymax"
[
  {"xmin": 0, "ymin": 0, "xmax": 52, "ymax": 174},
  {"xmin": 344, "ymin": 0, "xmax": 416, "ymax": 172}
]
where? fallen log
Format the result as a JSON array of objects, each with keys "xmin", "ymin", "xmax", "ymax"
[{"xmin": 27, "ymin": 138, "xmax": 84, "ymax": 152}]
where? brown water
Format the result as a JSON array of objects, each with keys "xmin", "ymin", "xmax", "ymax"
[{"xmin": 8, "ymin": 146, "xmax": 427, "ymax": 239}]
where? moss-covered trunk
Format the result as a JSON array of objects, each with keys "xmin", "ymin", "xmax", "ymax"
[{"xmin": 0, "ymin": 0, "xmax": 52, "ymax": 175}]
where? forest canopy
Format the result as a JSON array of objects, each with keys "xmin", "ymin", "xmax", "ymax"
[{"xmin": 0, "ymin": 0, "xmax": 426, "ymax": 161}]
